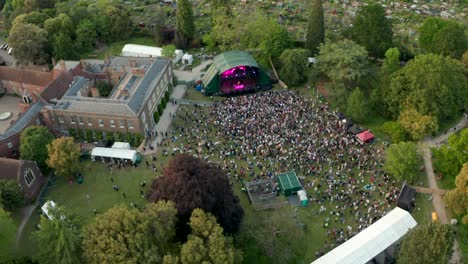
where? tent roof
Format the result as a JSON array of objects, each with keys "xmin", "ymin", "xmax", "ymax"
[
  {"xmin": 122, "ymin": 44, "xmax": 163, "ymax": 56},
  {"xmin": 312, "ymin": 207, "xmax": 417, "ymax": 264},
  {"xmin": 357, "ymin": 130, "xmax": 374, "ymax": 142},
  {"xmin": 278, "ymin": 171, "xmax": 301, "ymax": 190},
  {"xmin": 212, "ymin": 51, "xmax": 259, "ymax": 74},
  {"xmin": 91, "ymin": 147, "xmax": 137, "ymax": 160},
  {"xmin": 111, "ymin": 142, "xmax": 131, "ymax": 150}
]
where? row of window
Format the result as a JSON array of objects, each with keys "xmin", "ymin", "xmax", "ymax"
[{"xmin": 58, "ymin": 116, "xmax": 134, "ymax": 129}]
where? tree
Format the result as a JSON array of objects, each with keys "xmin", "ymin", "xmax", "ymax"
[
  {"xmin": 46, "ymin": 137, "xmax": 80, "ymax": 179},
  {"xmin": 444, "ymin": 163, "xmax": 467, "ymax": 217},
  {"xmin": 23, "ymin": 0, "xmax": 38, "ymax": 13},
  {"xmin": 82, "ymin": 201, "xmax": 177, "ymax": 264},
  {"xmin": 148, "ymin": 154, "xmax": 244, "ymax": 236},
  {"xmin": 180, "ymin": 209, "xmax": 241, "ymax": 264},
  {"xmin": 381, "ymin": 47, "xmax": 400, "ymax": 76},
  {"xmin": 345, "ymin": 87, "xmax": 368, "ymax": 123},
  {"xmin": 384, "ymin": 142, "xmax": 420, "ymax": 183},
  {"xmin": 385, "ymin": 54, "xmax": 467, "ymax": 120},
  {"xmin": 419, "ymin": 18, "xmax": 467, "ymax": 59},
  {"xmin": 96, "ymin": 80, "xmax": 112, "ymax": 97},
  {"xmin": 462, "ymin": 51, "xmax": 468, "ymax": 68},
  {"xmin": 398, "ymin": 107, "xmax": 438, "ymax": 140},
  {"xmin": 397, "ymin": 223, "xmax": 454, "ymax": 264},
  {"xmin": 350, "ymin": 3, "xmax": 393, "ymax": 58},
  {"xmin": 304, "ymin": 0, "xmax": 324, "ymax": 55},
  {"xmin": 74, "ymin": 19, "xmax": 96, "ymax": 51},
  {"xmin": 33, "ymin": 206, "xmax": 81, "ymax": 264},
  {"xmin": 20, "ymin": 126, "xmax": 54, "ymax": 171},
  {"xmin": 0, "ymin": 180, "xmax": 24, "ymax": 211},
  {"xmin": 162, "ymin": 44, "xmax": 176, "ymax": 58},
  {"xmin": 433, "ymin": 129, "xmax": 468, "ymax": 183},
  {"xmin": 175, "ymin": 0, "xmax": 195, "ymax": 49},
  {"xmin": 316, "ymin": 39, "xmax": 369, "ymax": 88},
  {"xmin": 381, "ymin": 121, "xmax": 406, "ymax": 143},
  {"xmin": 278, "ymin": 49, "xmax": 308, "ymax": 87},
  {"xmin": 0, "ymin": 207, "xmax": 16, "ymax": 260},
  {"xmin": 44, "ymin": 14, "xmax": 74, "ymax": 38},
  {"xmin": 12, "ymin": 11, "xmax": 49, "ymax": 27},
  {"xmin": 9, "ymin": 22, "xmax": 48, "ymax": 65},
  {"xmin": 52, "ymin": 33, "xmax": 76, "ymax": 60},
  {"xmin": 103, "ymin": 4, "xmax": 131, "ymax": 41}
]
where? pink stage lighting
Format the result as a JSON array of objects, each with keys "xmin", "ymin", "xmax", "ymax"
[{"xmin": 233, "ymin": 84, "xmax": 245, "ymax": 90}]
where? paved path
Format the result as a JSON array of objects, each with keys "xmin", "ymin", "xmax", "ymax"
[
  {"xmin": 173, "ymin": 60, "xmax": 212, "ymax": 83},
  {"xmin": 412, "ymin": 186, "xmax": 448, "ymax": 195},
  {"xmin": 15, "ymin": 204, "xmax": 37, "ymax": 249},
  {"xmin": 418, "ymin": 116, "xmax": 466, "ymax": 264}
]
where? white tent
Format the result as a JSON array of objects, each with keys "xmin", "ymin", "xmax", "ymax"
[
  {"xmin": 312, "ymin": 207, "xmax": 417, "ymax": 264},
  {"xmin": 41, "ymin": 201, "xmax": 60, "ymax": 220},
  {"xmin": 91, "ymin": 147, "xmax": 139, "ymax": 163},
  {"xmin": 182, "ymin": 53, "xmax": 194, "ymax": 65},
  {"xmin": 112, "ymin": 142, "xmax": 131, "ymax": 150},
  {"xmin": 122, "ymin": 44, "xmax": 183, "ymax": 64}
]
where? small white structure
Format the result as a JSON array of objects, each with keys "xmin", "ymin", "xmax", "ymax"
[
  {"xmin": 91, "ymin": 147, "xmax": 139, "ymax": 163},
  {"xmin": 312, "ymin": 207, "xmax": 417, "ymax": 264},
  {"xmin": 307, "ymin": 57, "xmax": 317, "ymax": 67},
  {"xmin": 112, "ymin": 142, "xmax": 131, "ymax": 150},
  {"xmin": 298, "ymin": 190, "xmax": 308, "ymax": 206},
  {"xmin": 41, "ymin": 201, "xmax": 62, "ymax": 220},
  {"xmin": 182, "ymin": 53, "xmax": 194, "ymax": 65},
  {"xmin": 122, "ymin": 44, "xmax": 183, "ymax": 63}
]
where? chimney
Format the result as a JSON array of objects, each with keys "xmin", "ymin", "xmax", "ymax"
[
  {"xmin": 60, "ymin": 60, "xmax": 67, "ymax": 71},
  {"xmin": 129, "ymin": 59, "xmax": 137, "ymax": 68}
]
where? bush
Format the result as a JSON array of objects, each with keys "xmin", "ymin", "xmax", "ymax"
[
  {"xmin": 165, "ymin": 91, "xmax": 170, "ymax": 101},
  {"xmin": 68, "ymin": 128, "xmax": 76, "ymax": 138},
  {"xmin": 95, "ymin": 131, "xmax": 103, "ymax": 140},
  {"xmin": 106, "ymin": 132, "xmax": 114, "ymax": 142},
  {"xmin": 126, "ymin": 133, "xmax": 133, "ymax": 144},
  {"xmin": 116, "ymin": 132, "xmax": 124, "ymax": 142},
  {"xmin": 0, "ymin": 179, "xmax": 24, "ymax": 211},
  {"xmin": 381, "ymin": 121, "xmax": 407, "ymax": 143},
  {"xmin": 85, "ymin": 130, "xmax": 94, "ymax": 142},
  {"xmin": 153, "ymin": 111, "xmax": 160, "ymax": 123},
  {"xmin": 157, "ymin": 104, "xmax": 164, "ymax": 115},
  {"xmin": 96, "ymin": 81, "xmax": 112, "ymax": 97},
  {"xmin": 131, "ymin": 133, "xmax": 144, "ymax": 147}
]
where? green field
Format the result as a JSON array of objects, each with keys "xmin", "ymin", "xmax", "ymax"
[{"xmin": 80, "ymin": 36, "xmax": 158, "ymax": 60}]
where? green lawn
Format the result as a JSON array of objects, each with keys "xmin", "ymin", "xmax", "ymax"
[
  {"xmin": 411, "ymin": 193, "xmax": 434, "ymax": 225},
  {"xmin": 80, "ymin": 36, "xmax": 158, "ymax": 60}
]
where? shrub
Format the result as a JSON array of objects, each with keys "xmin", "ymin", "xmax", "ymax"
[
  {"xmin": 95, "ymin": 131, "xmax": 103, "ymax": 140},
  {"xmin": 126, "ymin": 133, "xmax": 133, "ymax": 144},
  {"xmin": 96, "ymin": 81, "xmax": 112, "ymax": 97},
  {"xmin": 157, "ymin": 104, "xmax": 164, "ymax": 115},
  {"xmin": 106, "ymin": 132, "xmax": 114, "ymax": 142},
  {"xmin": 68, "ymin": 128, "xmax": 76, "ymax": 138},
  {"xmin": 85, "ymin": 130, "xmax": 94, "ymax": 142},
  {"xmin": 153, "ymin": 111, "xmax": 160, "ymax": 123}
]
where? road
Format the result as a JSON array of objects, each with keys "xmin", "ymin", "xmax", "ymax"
[{"xmin": 0, "ymin": 38, "xmax": 17, "ymax": 66}]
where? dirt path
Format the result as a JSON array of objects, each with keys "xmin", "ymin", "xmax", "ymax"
[
  {"xmin": 419, "ymin": 116, "xmax": 466, "ymax": 264},
  {"xmin": 15, "ymin": 204, "xmax": 37, "ymax": 249}
]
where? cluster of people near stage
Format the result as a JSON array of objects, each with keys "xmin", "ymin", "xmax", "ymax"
[{"xmin": 162, "ymin": 90, "xmax": 400, "ymax": 256}]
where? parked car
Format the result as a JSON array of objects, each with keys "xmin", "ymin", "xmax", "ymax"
[
  {"xmin": 0, "ymin": 44, "xmax": 6, "ymax": 49},
  {"xmin": 8, "ymin": 47, "xmax": 13, "ymax": 55},
  {"xmin": 4, "ymin": 44, "xmax": 9, "ymax": 50}
]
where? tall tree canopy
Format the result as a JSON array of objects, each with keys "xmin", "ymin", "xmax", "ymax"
[
  {"xmin": 444, "ymin": 163, "xmax": 468, "ymax": 218},
  {"xmin": 33, "ymin": 206, "xmax": 82, "ymax": 264},
  {"xmin": 9, "ymin": 22, "xmax": 48, "ymax": 65},
  {"xmin": 46, "ymin": 137, "xmax": 80, "ymax": 179},
  {"xmin": 433, "ymin": 129, "xmax": 468, "ymax": 185},
  {"xmin": 316, "ymin": 39, "xmax": 369, "ymax": 88},
  {"xmin": 73, "ymin": 19, "xmax": 96, "ymax": 52},
  {"xmin": 304, "ymin": 0, "xmax": 324, "ymax": 55},
  {"xmin": 148, "ymin": 154, "xmax": 244, "ymax": 235},
  {"xmin": 384, "ymin": 142, "xmax": 421, "ymax": 183},
  {"xmin": 175, "ymin": 0, "xmax": 195, "ymax": 49},
  {"xmin": 384, "ymin": 54, "xmax": 467, "ymax": 121},
  {"xmin": 278, "ymin": 49, "xmax": 308, "ymax": 87},
  {"xmin": 419, "ymin": 18, "xmax": 467, "ymax": 59},
  {"xmin": 102, "ymin": 3, "xmax": 131, "ymax": 42},
  {"xmin": 345, "ymin": 87, "xmax": 368, "ymax": 123},
  {"xmin": 179, "ymin": 209, "xmax": 242, "ymax": 264},
  {"xmin": 397, "ymin": 223, "xmax": 454, "ymax": 264},
  {"xmin": 350, "ymin": 3, "xmax": 393, "ymax": 58},
  {"xmin": 0, "ymin": 207, "xmax": 16, "ymax": 260},
  {"xmin": 381, "ymin": 47, "xmax": 400, "ymax": 76},
  {"xmin": 0, "ymin": 180, "xmax": 24, "ymax": 211},
  {"xmin": 82, "ymin": 201, "xmax": 177, "ymax": 263},
  {"xmin": 20, "ymin": 126, "xmax": 54, "ymax": 170},
  {"xmin": 44, "ymin": 13, "xmax": 74, "ymax": 38},
  {"xmin": 397, "ymin": 107, "xmax": 438, "ymax": 140}
]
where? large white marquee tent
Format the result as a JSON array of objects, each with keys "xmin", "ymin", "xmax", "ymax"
[
  {"xmin": 122, "ymin": 44, "xmax": 183, "ymax": 63},
  {"xmin": 91, "ymin": 147, "xmax": 139, "ymax": 163},
  {"xmin": 312, "ymin": 207, "xmax": 417, "ymax": 264}
]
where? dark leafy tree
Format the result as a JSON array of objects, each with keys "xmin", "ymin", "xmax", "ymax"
[
  {"xmin": 278, "ymin": 49, "xmax": 308, "ymax": 87},
  {"xmin": 345, "ymin": 87, "xmax": 368, "ymax": 123},
  {"xmin": 0, "ymin": 180, "xmax": 24, "ymax": 211},
  {"xmin": 148, "ymin": 154, "xmax": 244, "ymax": 236},
  {"xmin": 74, "ymin": 19, "xmax": 96, "ymax": 51},
  {"xmin": 433, "ymin": 129, "xmax": 468, "ymax": 186},
  {"xmin": 0, "ymin": 207, "xmax": 16, "ymax": 260},
  {"xmin": 9, "ymin": 22, "xmax": 48, "ymax": 65},
  {"xmin": 20, "ymin": 126, "xmax": 54, "ymax": 171},
  {"xmin": 96, "ymin": 81, "xmax": 112, "ymax": 97},
  {"xmin": 175, "ymin": 0, "xmax": 195, "ymax": 49},
  {"xmin": 52, "ymin": 33, "xmax": 76, "ymax": 60},
  {"xmin": 397, "ymin": 223, "xmax": 454, "ymax": 264},
  {"xmin": 304, "ymin": 0, "xmax": 324, "ymax": 55},
  {"xmin": 419, "ymin": 18, "xmax": 467, "ymax": 59}
]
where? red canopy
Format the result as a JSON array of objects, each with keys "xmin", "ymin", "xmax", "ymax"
[{"xmin": 357, "ymin": 130, "xmax": 374, "ymax": 143}]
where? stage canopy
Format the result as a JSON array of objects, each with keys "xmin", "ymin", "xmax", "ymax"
[
  {"xmin": 278, "ymin": 171, "xmax": 302, "ymax": 196},
  {"xmin": 312, "ymin": 207, "xmax": 417, "ymax": 264},
  {"xmin": 202, "ymin": 51, "xmax": 271, "ymax": 95},
  {"xmin": 357, "ymin": 130, "xmax": 374, "ymax": 143}
]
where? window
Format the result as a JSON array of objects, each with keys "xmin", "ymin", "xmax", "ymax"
[
  {"xmin": 128, "ymin": 121, "xmax": 134, "ymax": 129},
  {"xmin": 24, "ymin": 169, "xmax": 35, "ymax": 186},
  {"xmin": 98, "ymin": 119, "xmax": 104, "ymax": 127},
  {"xmin": 70, "ymin": 116, "xmax": 76, "ymax": 124},
  {"xmin": 78, "ymin": 117, "xmax": 83, "ymax": 125},
  {"xmin": 7, "ymin": 142, "xmax": 13, "ymax": 148},
  {"xmin": 119, "ymin": 120, "xmax": 125, "ymax": 128},
  {"xmin": 88, "ymin": 118, "xmax": 93, "ymax": 126},
  {"xmin": 148, "ymin": 98, "xmax": 153, "ymax": 110},
  {"xmin": 110, "ymin": 120, "xmax": 115, "ymax": 128},
  {"xmin": 152, "ymin": 93, "xmax": 156, "ymax": 104},
  {"xmin": 58, "ymin": 116, "xmax": 64, "ymax": 123},
  {"xmin": 141, "ymin": 112, "xmax": 146, "ymax": 123}
]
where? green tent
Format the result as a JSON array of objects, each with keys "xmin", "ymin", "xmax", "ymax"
[
  {"xmin": 202, "ymin": 50, "xmax": 271, "ymax": 95},
  {"xmin": 277, "ymin": 171, "xmax": 302, "ymax": 196}
]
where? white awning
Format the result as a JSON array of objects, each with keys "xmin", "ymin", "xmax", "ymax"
[
  {"xmin": 112, "ymin": 142, "xmax": 131, "ymax": 150},
  {"xmin": 312, "ymin": 207, "xmax": 417, "ymax": 264},
  {"xmin": 91, "ymin": 147, "xmax": 138, "ymax": 162}
]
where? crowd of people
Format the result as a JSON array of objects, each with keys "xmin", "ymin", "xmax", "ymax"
[{"xmin": 162, "ymin": 90, "xmax": 401, "ymax": 256}]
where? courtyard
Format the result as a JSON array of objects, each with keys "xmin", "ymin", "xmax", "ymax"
[{"xmin": 0, "ymin": 95, "xmax": 22, "ymax": 134}]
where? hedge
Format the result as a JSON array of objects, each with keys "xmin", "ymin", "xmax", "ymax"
[{"xmin": 154, "ymin": 111, "xmax": 160, "ymax": 123}]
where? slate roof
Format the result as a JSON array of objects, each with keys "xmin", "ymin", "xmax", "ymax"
[
  {"xmin": 0, "ymin": 157, "xmax": 22, "ymax": 181},
  {"xmin": 0, "ymin": 101, "xmax": 44, "ymax": 140}
]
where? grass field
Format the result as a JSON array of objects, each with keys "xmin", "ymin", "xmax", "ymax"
[{"xmin": 80, "ymin": 36, "xmax": 158, "ymax": 59}]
